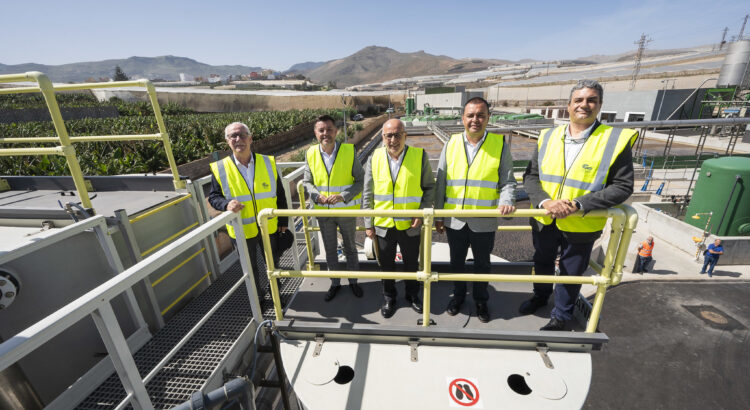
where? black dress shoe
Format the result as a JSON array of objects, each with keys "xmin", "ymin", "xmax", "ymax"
[
  {"xmin": 540, "ymin": 317, "xmax": 566, "ymax": 331},
  {"xmin": 446, "ymin": 298, "xmax": 463, "ymax": 316},
  {"xmin": 381, "ymin": 299, "xmax": 396, "ymax": 318},
  {"xmin": 476, "ymin": 302, "xmax": 490, "ymax": 323},
  {"xmin": 519, "ymin": 294, "xmax": 548, "ymax": 315},
  {"xmin": 324, "ymin": 285, "xmax": 341, "ymax": 302},
  {"xmin": 350, "ymin": 283, "xmax": 363, "ymax": 298},
  {"xmin": 406, "ymin": 295, "xmax": 423, "ymax": 314}
]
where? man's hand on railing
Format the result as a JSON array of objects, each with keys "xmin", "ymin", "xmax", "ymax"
[
  {"xmin": 227, "ymin": 199, "xmax": 244, "ymax": 213},
  {"xmin": 542, "ymin": 199, "xmax": 578, "ymax": 219},
  {"xmin": 435, "ymin": 220, "xmax": 445, "ymax": 234},
  {"xmin": 498, "ymin": 205, "xmax": 516, "ymax": 215},
  {"xmin": 366, "ymin": 228, "xmax": 375, "ymax": 239},
  {"xmin": 411, "ymin": 218, "xmax": 423, "ymax": 229}
]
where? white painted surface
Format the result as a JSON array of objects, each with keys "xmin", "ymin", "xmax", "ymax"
[{"xmin": 281, "ymin": 340, "xmax": 592, "ymax": 409}]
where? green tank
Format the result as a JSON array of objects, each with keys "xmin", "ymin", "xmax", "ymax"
[
  {"xmin": 685, "ymin": 157, "xmax": 750, "ymax": 236},
  {"xmin": 406, "ymin": 98, "xmax": 415, "ymax": 115}
]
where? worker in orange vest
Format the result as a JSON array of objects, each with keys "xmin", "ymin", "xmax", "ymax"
[{"xmin": 635, "ymin": 236, "xmax": 654, "ymax": 274}]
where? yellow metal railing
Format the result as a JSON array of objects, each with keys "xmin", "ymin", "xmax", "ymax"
[
  {"xmin": 263, "ymin": 185, "xmax": 638, "ymax": 332},
  {"xmin": 0, "ymin": 71, "xmax": 185, "ymax": 211}
]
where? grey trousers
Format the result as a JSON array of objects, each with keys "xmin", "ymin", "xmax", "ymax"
[{"xmin": 318, "ymin": 216, "xmax": 359, "ymax": 286}]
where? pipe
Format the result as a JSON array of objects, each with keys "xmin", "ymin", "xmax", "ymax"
[
  {"xmin": 665, "ymin": 78, "xmax": 717, "ymax": 120},
  {"xmin": 716, "ymin": 175, "xmax": 742, "ymax": 236},
  {"xmin": 172, "ymin": 377, "xmax": 254, "ymax": 410}
]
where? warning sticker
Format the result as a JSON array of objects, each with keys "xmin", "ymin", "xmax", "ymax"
[{"xmin": 447, "ymin": 377, "xmax": 482, "ymax": 408}]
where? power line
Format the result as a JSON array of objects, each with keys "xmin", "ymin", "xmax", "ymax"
[{"xmin": 630, "ymin": 33, "xmax": 653, "ymax": 91}]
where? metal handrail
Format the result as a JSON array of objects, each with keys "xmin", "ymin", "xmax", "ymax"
[
  {"xmin": 0, "ymin": 211, "xmax": 260, "ymax": 410},
  {"xmin": 0, "ymin": 72, "xmax": 185, "ymax": 212},
  {"xmin": 257, "ymin": 205, "xmax": 637, "ymax": 333}
]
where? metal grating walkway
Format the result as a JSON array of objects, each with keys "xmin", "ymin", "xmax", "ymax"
[{"xmin": 77, "ymin": 246, "xmax": 302, "ymax": 409}]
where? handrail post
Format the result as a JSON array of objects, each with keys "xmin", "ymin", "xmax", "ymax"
[
  {"xmin": 421, "ymin": 208, "xmax": 435, "ymax": 327},
  {"xmin": 230, "ymin": 214, "xmax": 264, "ymax": 322},
  {"xmin": 258, "ymin": 209, "xmax": 283, "ymax": 321},
  {"xmin": 91, "ymin": 303, "xmax": 153, "ymax": 410},
  {"xmin": 34, "ymin": 72, "xmax": 94, "ymax": 210},
  {"xmin": 297, "ymin": 181, "xmax": 318, "ymax": 271},
  {"xmin": 144, "ymin": 81, "xmax": 184, "ymax": 189}
]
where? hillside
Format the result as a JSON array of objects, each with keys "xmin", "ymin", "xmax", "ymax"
[
  {"xmin": 301, "ymin": 46, "xmax": 510, "ymax": 87},
  {"xmin": 0, "ymin": 56, "xmax": 263, "ymax": 83}
]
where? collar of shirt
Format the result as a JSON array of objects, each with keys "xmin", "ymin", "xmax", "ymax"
[
  {"xmin": 320, "ymin": 142, "xmax": 339, "ymax": 172},
  {"xmin": 387, "ymin": 146, "xmax": 407, "ymax": 182},
  {"xmin": 564, "ymin": 122, "xmax": 597, "ymax": 144},
  {"xmin": 463, "ymin": 131, "xmax": 488, "ymax": 164},
  {"xmin": 233, "ymin": 153, "xmax": 255, "ymax": 193}
]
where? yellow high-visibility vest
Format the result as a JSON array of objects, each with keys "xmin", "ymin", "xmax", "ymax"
[
  {"xmin": 306, "ymin": 143, "xmax": 362, "ymax": 209},
  {"xmin": 534, "ymin": 124, "xmax": 638, "ymax": 232},
  {"xmin": 210, "ymin": 154, "xmax": 279, "ymax": 239},
  {"xmin": 444, "ymin": 132, "xmax": 503, "ymax": 210},
  {"xmin": 372, "ymin": 146, "xmax": 424, "ymax": 230}
]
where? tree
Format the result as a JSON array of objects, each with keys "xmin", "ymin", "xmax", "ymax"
[{"xmin": 114, "ymin": 66, "xmax": 129, "ymax": 81}]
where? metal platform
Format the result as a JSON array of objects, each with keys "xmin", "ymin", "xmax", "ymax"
[{"xmin": 79, "ymin": 248, "xmax": 303, "ymax": 409}]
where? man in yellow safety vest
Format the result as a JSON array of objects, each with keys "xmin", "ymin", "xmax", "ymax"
[
  {"xmin": 519, "ymin": 80, "xmax": 638, "ymax": 331},
  {"xmin": 302, "ymin": 115, "xmax": 365, "ymax": 301},
  {"xmin": 435, "ymin": 97, "xmax": 517, "ymax": 323},
  {"xmin": 208, "ymin": 122, "xmax": 289, "ymax": 300},
  {"xmin": 364, "ymin": 119, "xmax": 435, "ymax": 318}
]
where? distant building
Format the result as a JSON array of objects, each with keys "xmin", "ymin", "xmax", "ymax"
[
  {"xmin": 179, "ymin": 73, "xmax": 194, "ymax": 82},
  {"xmin": 207, "ymin": 74, "xmax": 222, "ymax": 84},
  {"xmin": 249, "ymin": 72, "xmax": 260, "ymax": 79}
]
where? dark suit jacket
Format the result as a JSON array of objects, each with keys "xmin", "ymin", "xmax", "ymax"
[
  {"xmin": 523, "ymin": 121, "xmax": 635, "ymax": 242},
  {"xmin": 207, "ymin": 153, "xmax": 289, "ymax": 228}
]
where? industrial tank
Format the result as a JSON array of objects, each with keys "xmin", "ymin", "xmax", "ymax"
[
  {"xmin": 405, "ymin": 97, "xmax": 415, "ymax": 115},
  {"xmin": 717, "ymin": 40, "xmax": 750, "ymax": 88},
  {"xmin": 686, "ymin": 157, "xmax": 750, "ymax": 236}
]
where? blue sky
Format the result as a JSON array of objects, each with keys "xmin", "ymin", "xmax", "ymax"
[{"xmin": 1, "ymin": 0, "xmax": 748, "ymax": 70}]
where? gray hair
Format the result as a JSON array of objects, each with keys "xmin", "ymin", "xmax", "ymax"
[
  {"xmin": 224, "ymin": 122, "xmax": 251, "ymax": 138},
  {"xmin": 569, "ymin": 80, "xmax": 603, "ymax": 102}
]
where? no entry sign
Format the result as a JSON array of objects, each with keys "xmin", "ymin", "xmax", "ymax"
[{"xmin": 447, "ymin": 377, "xmax": 482, "ymax": 407}]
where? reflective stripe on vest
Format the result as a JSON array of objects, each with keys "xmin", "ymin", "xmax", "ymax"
[
  {"xmin": 639, "ymin": 241, "xmax": 654, "ymax": 257},
  {"xmin": 533, "ymin": 124, "xmax": 638, "ymax": 232},
  {"xmin": 210, "ymin": 154, "xmax": 279, "ymax": 239},
  {"xmin": 372, "ymin": 146, "xmax": 424, "ymax": 230},
  {"xmin": 306, "ymin": 143, "xmax": 362, "ymax": 210},
  {"xmin": 444, "ymin": 132, "xmax": 503, "ymax": 210}
]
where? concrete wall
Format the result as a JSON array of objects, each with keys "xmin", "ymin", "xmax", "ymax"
[
  {"xmin": 486, "ymin": 75, "xmax": 718, "ymax": 107},
  {"xmin": 91, "ymin": 89, "xmax": 402, "ymax": 114},
  {"xmin": 631, "ymin": 202, "xmax": 750, "ymax": 265},
  {"xmin": 415, "ymin": 91, "xmax": 483, "ymax": 114}
]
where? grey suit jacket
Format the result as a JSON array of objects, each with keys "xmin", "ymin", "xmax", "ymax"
[
  {"xmin": 301, "ymin": 142, "xmax": 365, "ymax": 207},
  {"xmin": 523, "ymin": 121, "xmax": 636, "ymax": 242},
  {"xmin": 434, "ymin": 133, "xmax": 516, "ymax": 233},
  {"xmin": 363, "ymin": 146, "xmax": 435, "ymax": 238}
]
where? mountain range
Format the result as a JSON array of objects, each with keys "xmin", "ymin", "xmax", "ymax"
[
  {"xmin": 0, "ymin": 45, "xmax": 707, "ymax": 87},
  {"xmin": 0, "ymin": 56, "xmax": 263, "ymax": 83}
]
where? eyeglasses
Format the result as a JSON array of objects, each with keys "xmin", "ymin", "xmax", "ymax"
[
  {"xmin": 226, "ymin": 132, "xmax": 250, "ymax": 140},
  {"xmin": 383, "ymin": 132, "xmax": 404, "ymax": 139}
]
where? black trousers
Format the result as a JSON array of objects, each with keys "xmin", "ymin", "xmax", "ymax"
[
  {"xmin": 232, "ymin": 232, "xmax": 280, "ymax": 299},
  {"xmin": 377, "ymin": 228, "xmax": 420, "ymax": 301},
  {"xmin": 446, "ymin": 225, "xmax": 495, "ymax": 303},
  {"xmin": 531, "ymin": 223, "xmax": 594, "ymax": 321}
]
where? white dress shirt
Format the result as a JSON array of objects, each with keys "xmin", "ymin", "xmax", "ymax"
[
  {"xmin": 320, "ymin": 143, "xmax": 339, "ymax": 173},
  {"xmin": 387, "ymin": 147, "xmax": 406, "ymax": 183},
  {"xmin": 234, "ymin": 154, "xmax": 255, "ymax": 193}
]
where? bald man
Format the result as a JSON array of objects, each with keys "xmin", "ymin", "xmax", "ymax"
[{"xmin": 363, "ymin": 119, "xmax": 435, "ymax": 318}]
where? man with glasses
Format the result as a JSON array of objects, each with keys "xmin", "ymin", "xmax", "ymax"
[
  {"xmin": 519, "ymin": 80, "xmax": 637, "ymax": 331},
  {"xmin": 435, "ymin": 97, "xmax": 516, "ymax": 323},
  {"xmin": 208, "ymin": 122, "xmax": 289, "ymax": 300},
  {"xmin": 363, "ymin": 119, "xmax": 435, "ymax": 318},
  {"xmin": 303, "ymin": 115, "xmax": 365, "ymax": 301}
]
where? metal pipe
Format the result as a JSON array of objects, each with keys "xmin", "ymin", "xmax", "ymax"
[
  {"xmin": 665, "ymin": 78, "xmax": 717, "ymax": 120},
  {"xmin": 716, "ymin": 175, "xmax": 742, "ymax": 236},
  {"xmin": 129, "ymin": 194, "xmax": 192, "ymax": 223},
  {"xmin": 297, "ymin": 181, "xmax": 318, "ymax": 270},
  {"xmin": 172, "ymin": 377, "xmax": 253, "ymax": 410}
]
